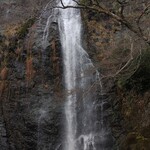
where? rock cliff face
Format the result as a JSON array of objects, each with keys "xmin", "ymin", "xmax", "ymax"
[
  {"xmin": 81, "ymin": 2, "xmax": 150, "ymax": 149},
  {"xmin": 0, "ymin": 0, "xmax": 150, "ymax": 150},
  {"xmin": 0, "ymin": 1, "xmax": 65, "ymax": 149}
]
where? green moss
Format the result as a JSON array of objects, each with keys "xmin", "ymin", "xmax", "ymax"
[{"xmin": 17, "ymin": 18, "xmax": 35, "ymax": 38}]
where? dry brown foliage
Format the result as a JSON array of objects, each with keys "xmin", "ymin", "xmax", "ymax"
[
  {"xmin": 26, "ymin": 57, "xmax": 35, "ymax": 81},
  {"xmin": 0, "ymin": 67, "xmax": 8, "ymax": 80},
  {"xmin": 0, "ymin": 81, "xmax": 6, "ymax": 97}
]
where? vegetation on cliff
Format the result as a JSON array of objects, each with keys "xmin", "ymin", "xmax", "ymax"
[{"xmin": 0, "ymin": 0, "xmax": 150, "ymax": 149}]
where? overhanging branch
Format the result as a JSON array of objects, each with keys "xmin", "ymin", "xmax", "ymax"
[{"xmin": 56, "ymin": 0, "xmax": 150, "ymax": 46}]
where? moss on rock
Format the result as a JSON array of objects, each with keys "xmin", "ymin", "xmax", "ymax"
[{"xmin": 17, "ymin": 18, "xmax": 35, "ymax": 39}]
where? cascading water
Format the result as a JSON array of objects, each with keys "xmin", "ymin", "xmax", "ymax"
[
  {"xmin": 58, "ymin": 1, "xmax": 78, "ymax": 149},
  {"xmin": 58, "ymin": 0, "xmax": 112, "ymax": 150}
]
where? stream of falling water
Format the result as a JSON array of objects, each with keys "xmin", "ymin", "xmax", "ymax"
[
  {"xmin": 58, "ymin": 0, "xmax": 108, "ymax": 150},
  {"xmin": 38, "ymin": 0, "xmax": 112, "ymax": 149},
  {"xmin": 58, "ymin": 1, "xmax": 78, "ymax": 149}
]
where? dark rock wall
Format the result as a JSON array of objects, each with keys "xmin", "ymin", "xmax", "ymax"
[
  {"xmin": 81, "ymin": 1, "xmax": 150, "ymax": 149},
  {"xmin": 1, "ymin": 27, "xmax": 64, "ymax": 150},
  {"xmin": 0, "ymin": 1, "xmax": 65, "ymax": 149}
]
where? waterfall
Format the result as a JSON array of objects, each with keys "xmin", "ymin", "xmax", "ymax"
[
  {"xmin": 39, "ymin": 0, "xmax": 113, "ymax": 149},
  {"xmin": 58, "ymin": 1, "xmax": 79, "ymax": 149},
  {"xmin": 58, "ymin": 0, "xmax": 110, "ymax": 150}
]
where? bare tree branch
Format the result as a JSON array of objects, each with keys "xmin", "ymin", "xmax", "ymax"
[
  {"xmin": 72, "ymin": 0, "xmax": 83, "ymax": 6},
  {"xmin": 136, "ymin": 4, "xmax": 150, "ymax": 36},
  {"xmin": 116, "ymin": 0, "xmax": 128, "ymax": 18},
  {"xmin": 57, "ymin": 0, "xmax": 150, "ymax": 46},
  {"xmin": 60, "ymin": 0, "xmax": 65, "ymax": 7},
  {"xmin": 56, "ymin": 0, "xmax": 150, "ymax": 80}
]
